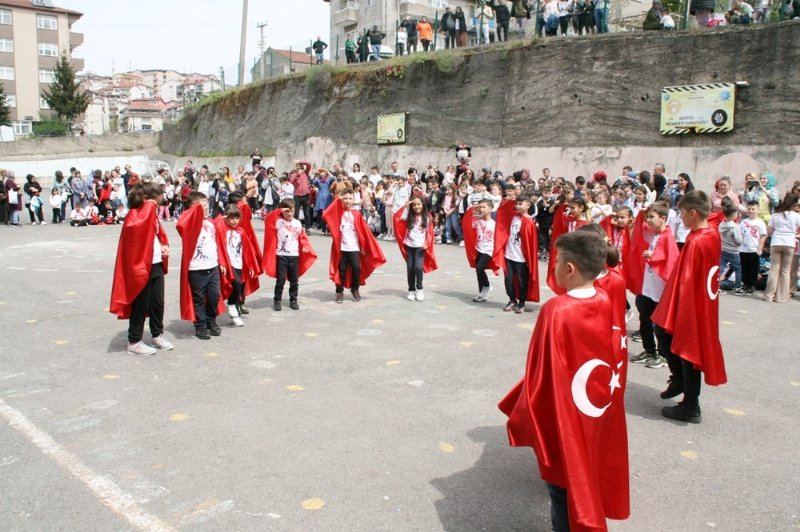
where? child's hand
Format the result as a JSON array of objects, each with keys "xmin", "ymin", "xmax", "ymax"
[
  {"xmin": 161, "ymin": 245, "xmax": 170, "ymax": 256},
  {"xmin": 302, "ymin": 247, "xmax": 309, "ymax": 253},
  {"xmin": 643, "ymin": 250, "xmax": 652, "ymax": 259},
  {"xmin": 220, "ymin": 265, "xmax": 227, "ymax": 276},
  {"xmin": 248, "ymin": 269, "xmax": 255, "ymax": 278},
  {"xmin": 422, "ymin": 244, "xmax": 428, "ymax": 250}
]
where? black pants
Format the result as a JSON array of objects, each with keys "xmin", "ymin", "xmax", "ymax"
[
  {"xmin": 740, "ymin": 251, "xmax": 759, "ymax": 289},
  {"xmin": 476, "ymin": 252, "xmax": 492, "ymax": 290},
  {"xmin": 188, "ymin": 266, "xmax": 220, "ymax": 329},
  {"xmin": 336, "ymin": 251, "xmax": 361, "ymax": 293},
  {"xmin": 128, "ymin": 263, "xmax": 165, "ymax": 344},
  {"xmin": 547, "ymin": 482, "xmax": 569, "ymax": 532},
  {"xmin": 397, "ymin": 43, "xmax": 405, "ymax": 56},
  {"xmin": 539, "ymin": 223, "xmax": 551, "ymax": 252},
  {"xmin": 407, "ymin": 36, "xmax": 417, "ymax": 53},
  {"xmin": 275, "ymin": 255, "xmax": 299, "ymax": 301},
  {"xmin": 70, "ymin": 219, "xmax": 89, "ymax": 227},
  {"xmin": 228, "ymin": 268, "xmax": 244, "ymax": 306},
  {"xmin": 445, "ymin": 30, "xmax": 456, "ymax": 48},
  {"xmin": 504, "ymin": 258, "xmax": 529, "ymax": 303},
  {"xmin": 421, "ymin": 39, "xmax": 431, "ymax": 51},
  {"xmin": 405, "ymin": 245, "xmax": 424, "ymax": 291},
  {"xmin": 346, "ymin": 50, "xmax": 356, "ymax": 63},
  {"xmin": 559, "ymin": 15, "xmax": 571, "ymax": 35},
  {"xmin": 635, "ymin": 294, "xmax": 658, "ymax": 355},
  {"xmin": 294, "ymin": 194, "xmax": 311, "ymax": 230},
  {"xmin": 662, "ymin": 329, "xmax": 703, "ymax": 409},
  {"xmin": 497, "ymin": 21, "xmax": 509, "ymax": 40}
]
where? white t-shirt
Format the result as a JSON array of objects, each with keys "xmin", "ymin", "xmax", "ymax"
[
  {"xmin": 276, "ymin": 218, "xmax": 302, "ymax": 256},
  {"xmin": 189, "ymin": 220, "xmax": 219, "ymax": 270},
  {"xmin": 474, "ymin": 218, "xmax": 496, "ymax": 255},
  {"xmin": 226, "ymin": 229, "xmax": 243, "ymax": 269},
  {"xmin": 279, "ymin": 182, "xmax": 294, "ymax": 200},
  {"xmin": 505, "ymin": 216, "xmax": 526, "ymax": 262},
  {"xmin": 642, "ymin": 232, "xmax": 666, "ymax": 301},
  {"xmin": 739, "ymin": 217, "xmax": 767, "ymax": 253},
  {"xmin": 768, "ymin": 211, "xmax": 800, "ymax": 248},
  {"xmin": 340, "ymin": 211, "xmax": 360, "ymax": 252},
  {"xmin": 404, "ymin": 215, "xmax": 427, "ymax": 248},
  {"xmin": 152, "ymin": 221, "xmax": 162, "ymax": 265},
  {"xmin": 590, "ymin": 204, "xmax": 613, "ymax": 224}
]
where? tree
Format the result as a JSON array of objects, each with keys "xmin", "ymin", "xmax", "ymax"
[
  {"xmin": 0, "ymin": 82, "xmax": 10, "ymax": 127},
  {"xmin": 41, "ymin": 52, "xmax": 88, "ymax": 133}
]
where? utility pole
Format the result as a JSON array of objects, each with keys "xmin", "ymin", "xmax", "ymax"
[
  {"xmin": 219, "ymin": 67, "xmax": 226, "ymax": 90},
  {"xmin": 257, "ymin": 20, "xmax": 268, "ymax": 81},
  {"xmin": 238, "ymin": 0, "xmax": 248, "ymax": 86}
]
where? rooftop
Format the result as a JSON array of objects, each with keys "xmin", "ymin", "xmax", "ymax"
[{"xmin": 0, "ymin": 0, "xmax": 82, "ymax": 17}]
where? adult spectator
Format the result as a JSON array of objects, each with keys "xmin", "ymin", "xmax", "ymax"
[
  {"xmin": 52, "ymin": 170, "xmax": 71, "ymax": 222},
  {"xmin": 743, "ymin": 172, "xmax": 779, "ymax": 223},
  {"xmin": 764, "ymin": 193, "xmax": 800, "ymax": 303},
  {"xmin": 726, "ymin": 0, "xmax": 754, "ymax": 24},
  {"xmin": 490, "ymin": 0, "xmax": 512, "ymax": 41},
  {"xmin": 312, "ymin": 36, "xmax": 328, "ymax": 64},
  {"xmin": 291, "ymin": 161, "xmax": 313, "ymax": 232},
  {"xmin": 690, "ymin": 0, "xmax": 715, "ymax": 26},
  {"xmin": 250, "ymin": 148, "xmax": 263, "ymax": 169},
  {"xmin": 4, "ymin": 170, "xmax": 21, "ymax": 226},
  {"xmin": 643, "ymin": 0, "xmax": 664, "ymax": 29},
  {"xmin": 542, "ymin": 0, "xmax": 560, "ymax": 36},
  {"xmin": 345, "ymin": 34, "xmax": 358, "ymax": 63},
  {"xmin": 368, "ymin": 26, "xmax": 385, "ymax": 61},
  {"xmin": 593, "ymin": 0, "xmax": 609, "ymax": 32},
  {"xmin": 397, "ymin": 25, "xmax": 408, "ymax": 56},
  {"xmin": 388, "ymin": 161, "xmax": 404, "ymax": 179},
  {"xmin": 710, "ymin": 176, "xmax": 740, "ymax": 213},
  {"xmin": 244, "ymin": 172, "xmax": 259, "ymax": 213},
  {"xmin": 572, "ymin": 0, "xmax": 593, "ymax": 34},
  {"xmin": 557, "ymin": 0, "xmax": 573, "ymax": 35},
  {"xmin": 312, "ymin": 168, "xmax": 334, "ymax": 234},
  {"xmin": 357, "ymin": 30, "xmax": 370, "ymax": 62},
  {"xmin": 71, "ymin": 170, "xmax": 89, "ymax": 207},
  {"xmin": 351, "ymin": 163, "xmax": 365, "ymax": 181},
  {"xmin": 441, "ymin": 7, "xmax": 457, "ymax": 49},
  {"xmin": 511, "ymin": 0, "xmax": 532, "ymax": 34},
  {"xmin": 454, "ymin": 6, "xmax": 469, "ymax": 47},
  {"xmin": 652, "ymin": 162, "xmax": 668, "ymax": 198},
  {"xmin": 477, "ymin": 2, "xmax": 495, "ymax": 43},
  {"xmin": 0, "ymin": 169, "xmax": 7, "ymax": 225},
  {"xmin": 417, "ymin": 17, "xmax": 434, "ymax": 51},
  {"xmin": 400, "ymin": 16, "xmax": 419, "ymax": 53},
  {"xmin": 23, "ymin": 174, "xmax": 43, "ymax": 225}
]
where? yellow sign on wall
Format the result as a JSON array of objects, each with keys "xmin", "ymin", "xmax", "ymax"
[
  {"xmin": 377, "ymin": 113, "xmax": 407, "ymax": 145},
  {"xmin": 660, "ymin": 83, "xmax": 735, "ymax": 135}
]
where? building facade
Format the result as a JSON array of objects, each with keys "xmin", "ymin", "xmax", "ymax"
[
  {"xmin": 0, "ymin": 0, "xmax": 84, "ymax": 136},
  {"xmin": 251, "ymin": 48, "xmax": 322, "ymax": 82}
]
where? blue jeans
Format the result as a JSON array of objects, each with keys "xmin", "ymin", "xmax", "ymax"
[
  {"xmin": 720, "ymin": 250, "xmax": 742, "ymax": 289},
  {"xmin": 594, "ymin": 7, "xmax": 608, "ymax": 33},
  {"xmin": 445, "ymin": 212, "xmax": 463, "ymax": 242},
  {"xmin": 546, "ymin": 482, "xmax": 569, "ymax": 532},
  {"xmin": 371, "ymin": 44, "xmax": 381, "ymax": 61},
  {"xmin": 315, "ymin": 52, "xmax": 323, "ymax": 64}
]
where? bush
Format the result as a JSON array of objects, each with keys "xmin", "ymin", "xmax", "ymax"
[{"xmin": 32, "ymin": 119, "xmax": 68, "ymax": 137}]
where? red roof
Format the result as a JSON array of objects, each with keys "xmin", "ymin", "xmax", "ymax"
[
  {"xmin": 271, "ymin": 48, "xmax": 324, "ymax": 66},
  {"xmin": 0, "ymin": 0, "xmax": 82, "ymax": 17},
  {"xmin": 127, "ymin": 98, "xmax": 167, "ymax": 111}
]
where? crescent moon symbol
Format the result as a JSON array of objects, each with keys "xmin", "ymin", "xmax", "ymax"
[
  {"xmin": 571, "ymin": 359, "xmax": 612, "ymax": 418},
  {"xmin": 707, "ymin": 265, "xmax": 720, "ymax": 300}
]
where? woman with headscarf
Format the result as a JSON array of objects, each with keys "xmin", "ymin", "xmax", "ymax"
[
  {"xmin": 744, "ymin": 172, "xmax": 779, "ymax": 223},
  {"xmin": 4, "ymin": 170, "xmax": 22, "ymax": 226}
]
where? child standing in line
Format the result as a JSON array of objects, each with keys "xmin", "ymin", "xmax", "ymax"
[
  {"xmin": 738, "ymin": 200, "xmax": 767, "ymax": 294},
  {"xmin": 322, "ymin": 189, "xmax": 386, "ymax": 303},
  {"xmin": 442, "ymin": 185, "xmax": 463, "ymax": 245},
  {"xmin": 381, "ymin": 178, "xmax": 396, "ymax": 240},
  {"xmin": 262, "ymin": 199, "xmax": 317, "ymax": 311},
  {"xmin": 546, "ymin": 196, "xmax": 588, "ymax": 295},
  {"xmin": 49, "ymin": 187, "xmax": 63, "ymax": 224},
  {"xmin": 495, "ymin": 194, "xmax": 540, "ymax": 314},
  {"xmin": 177, "ymin": 192, "xmax": 223, "ymax": 340},
  {"xmin": 393, "ymin": 194, "xmax": 438, "ymax": 302},
  {"xmin": 463, "ymin": 198, "xmax": 501, "ymax": 302},
  {"xmin": 499, "ymin": 230, "xmax": 629, "ymax": 532},
  {"xmin": 718, "ymin": 200, "xmax": 743, "ymax": 294},
  {"xmin": 214, "ymin": 204, "xmax": 259, "ymax": 326},
  {"xmin": 228, "ymin": 191, "xmax": 264, "ymax": 315},
  {"xmin": 653, "ymin": 190, "xmax": 727, "ymax": 423}
]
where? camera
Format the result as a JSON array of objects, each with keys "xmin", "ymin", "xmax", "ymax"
[{"xmin": 747, "ymin": 180, "xmax": 759, "ymax": 188}]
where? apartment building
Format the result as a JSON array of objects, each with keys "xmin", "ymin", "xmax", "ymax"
[
  {"xmin": 251, "ymin": 48, "xmax": 322, "ymax": 82},
  {"xmin": 0, "ymin": 0, "xmax": 84, "ymax": 136}
]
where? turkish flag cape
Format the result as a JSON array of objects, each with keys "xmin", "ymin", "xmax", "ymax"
[
  {"xmin": 261, "ymin": 208, "xmax": 318, "ymax": 278},
  {"xmin": 546, "ymin": 204, "xmax": 587, "ymax": 295},
  {"xmin": 652, "ymin": 227, "xmax": 727, "ymax": 385},
  {"xmin": 321, "ymin": 198, "xmax": 386, "ymax": 288},
  {"xmin": 595, "ymin": 266, "xmax": 630, "ymax": 386},
  {"xmin": 109, "ymin": 201, "xmax": 169, "ymax": 319},
  {"xmin": 499, "ymin": 291, "xmax": 630, "ymax": 531},
  {"xmin": 461, "ymin": 206, "xmax": 502, "ymax": 275},
  {"xmin": 625, "ymin": 212, "xmax": 679, "ymax": 295},
  {"xmin": 599, "ymin": 216, "xmax": 630, "ymax": 273},
  {"xmin": 176, "ymin": 203, "xmax": 216, "ymax": 322},
  {"xmin": 213, "ymin": 216, "xmax": 261, "ymax": 310},
  {"xmin": 392, "ymin": 206, "xmax": 438, "ymax": 273},
  {"xmin": 495, "ymin": 199, "xmax": 540, "ymax": 302},
  {"xmin": 236, "ymin": 199, "xmax": 264, "ymax": 275}
]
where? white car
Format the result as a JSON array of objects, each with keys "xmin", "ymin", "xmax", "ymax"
[{"xmin": 367, "ymin": 45, "xmax": 395, "ymax": 61}]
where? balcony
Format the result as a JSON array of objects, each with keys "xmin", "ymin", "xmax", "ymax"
[
  {"xmin": 399, "ymin": 0, "xmax": 446, "ymax": 19},
  {"xmin": 70, "ymin": 32, "xmax": 84, "ymax": 51},
  {"xmin": 332, "ymin": 0, "xmax": 359, "ymax": 26},
  {"xmin": 71, "ymin": 57, "xmax": 85, "ymax": 72}
]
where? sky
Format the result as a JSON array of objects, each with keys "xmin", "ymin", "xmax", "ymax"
[{"xmin": 67, "ymin": 0, "xmax": 330, "ymax": 82}]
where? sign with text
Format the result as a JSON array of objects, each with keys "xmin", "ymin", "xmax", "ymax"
[
  {"xmin": 660, "ymin": 83, "xmax": 735, "ymax": 135},
  {"xmin": 377, "ymin": 113, "xmax": 407, "ymax": 145}
]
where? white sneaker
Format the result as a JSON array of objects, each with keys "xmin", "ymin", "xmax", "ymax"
[
  {"xmin": 227, "ymin": 304, "xmax": 239, "ymax": 318},
  {"xmin": 232, "ymin": 316, "xmax": 244, "ymax": 327},
  {"xmin": 387, "ymin": 235, "xmax": 396, "ymax": 241},
  {"xmin": 151, "ymin": 336, "xmax": 174, "ymax": 350},
  {"xmin": 407, "ymin": 291, "xmax": 416, "ymax": 301},
  {"xmin": 473, "ymin": 292, "xmax": 487, "ymax": 302},
  {"xmin": 41, "ymin": 221, "xmax": 47, "ymax": 225},
  {"xmin": 31, "ymin": 221, "xmax": 38, "ymax": 225},
  {"xmin": 415, "ymin": 289, "xmax": 424, "ymax": 301},
  {"xmin": 459, "ymin": 241, "xmax": 465, "ymax": 247},
  {"xmin": 378, "ymin": 234, "xmax": 386, "ymax": 240},
  {"xmin": 127, "ymin": 341, "xmax": 157, "ymax": 356}
]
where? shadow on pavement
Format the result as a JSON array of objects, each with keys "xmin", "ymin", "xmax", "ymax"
[
  {"xmin": 431, "ymin": 425, "xmax": 550, "ymax": 532},
  {"xmin": 624, "ymin": 380, "xmax": 667, "ymax": 421}
]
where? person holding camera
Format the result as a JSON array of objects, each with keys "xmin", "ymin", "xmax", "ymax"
[
  {"xmin": 400, "ymin": 16, "xmax": 418, "ymax": 53},
  {"xmin": 743, "ymin": 172, "xmax": 780, "ymax": 223}
]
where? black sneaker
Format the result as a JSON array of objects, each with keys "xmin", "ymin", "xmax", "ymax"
[
  {"xmin": 273, "ymin": 300, "xmax": 282, "ymax": 311},
  {"xmin": 195, "ymin": 327, "xmax": 211, "ymax": 340},
  {"xmin": 515, "ymin": 303, "xmax": 526, "ymax": 314},
  {"xmin": 290, "ymin": 300, "xmax": 299, "ymax": 310},
  {"xmin": 503, "ymin": 300, "xmax": 517, "ymax": 312},
  {"xmin": 237, "ymin": 304, "xmax": 250, "ymax": 315},
  {"xmin": 208, "ymin": 320, "xmax": 222, "ymax": 336},
  {"xmin": 661, "ymin": 403, "xmax": 701, "ymax": 424},
  {"xmin": 659, "ymin": 377, "xmax": 684, "ymax": 399}
]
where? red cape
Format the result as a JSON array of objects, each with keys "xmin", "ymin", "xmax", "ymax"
[
  {"xmin": 652, "ymin": 227, "xmax": 727, "ymax": 385},
  {"xmin": 625, "ymin": 212, "xmax": 679, "ymax": 295},
  {"xmin": 461, "ymin": 206, "xmax": 502, "ymax": 275},
  {"xmin": 599, "ymin": 216, "xmax": 630, "ymax": 273},
  {"xmin": 546, "ymin": 204, "xmax": 587, "ymax": 295},
  {"xmin": 495, "ymin": 200, "xmax": 540, "ymax": 302},
  {"xmin": 236, "ymin": 200, "xmax": 264, "ymax": 275},
  {"xmin": 262, "ymin": 208, "xmax": 318, "ymax": 278},
  {"xmin": 393, "ymin": 206, "xmax": 438, "ymax": 273},
  {"xmin": 213, "ymin": 216, "xmax": 261, "ymax": 310},
  {"xmin": 321, "ymin": 198, "xmax": 387, "ymax": 288},
  {"xmin": 499, "ymin": 290, "xmax": 630, "ymax": 530},
  {"xmin": 109, "ymin": 201, "xmax": 169, "ymax": 319},
  {"xmin": 596, "ymin": 266, "xmax": 630, "ymax": 386},
  {"xmin": 176, "ymin": 204, "xmax": 217, "ymax": 322}
]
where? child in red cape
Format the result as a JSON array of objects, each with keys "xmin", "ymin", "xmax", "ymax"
[
  {"xmin": 321, "ymin": 189, "xmax": 386, "ymax": 302},
  {"xmin": 262, "ymin": 198, "xmax": 317, "ymax": 311},
  {"xmin": 495, "ymin": 194, "xmax": 540, "ymax": 314},
  {"xmin": 499, "ymin": 230, "xmax": 629, "ymax": 532},
  {"xmin": 653, "ymin": 190, "xmax": 726, "ymax": 424},
  {"xmin": 228, "ymin": 191, "xmax": 263, "ymax": 315},
  {"xmin": 393, "ymin": 194, "xmax": 438, "ymax": 301},
  {"xmin": 462, "ymin": 198, "xmax": 503, "ymax": 302},
  {"xmin": 214, "ymin": 204, "xmax": 260, "ymax": 327},
  {"xmin": 110, "ymin": 182, "xmax": 173, "ymax": 356},
  {"xmin": 546, "ymin": 196, "xmax": 588, "ymax": 295}
]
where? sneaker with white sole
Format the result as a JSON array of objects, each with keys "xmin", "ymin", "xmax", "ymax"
[
  {"xmin": 415, "ymin": 289, "xmax": 424, "ymax": 301},
  {"xmin": 127, "ymin": 341, "xmax": 157, "ymax": 356},
  {"xmin": 232, "ymin": 316, "xmax": 244, "ymax": 327},
  {"xmin": 644, "ymin": 355, "xmax": 667, "ymax": 368},
  {"xmin": 228, "ymin": 304, "xmax": 239, "ymax": 318},
  {"xmin": 151, "ymin": 336, "xmax": 174, "ymax": 350},
  {"xmin": 41, "ymin": 221, "xmax": 47, "ymax": 225},
  {"xmin": 459, "ymin": 241, "xmax": 465, "ymax": 247},
  {"xmin": 407, "ymin": 291, "xmax": 416, "ymax": 301}
]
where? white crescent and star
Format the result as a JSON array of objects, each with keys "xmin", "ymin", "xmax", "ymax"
[
  {"xmin": 707, "ymin": 265, "xmax": 720, "ymax": 300},
  {"xmin": 571, "ymin": 359, "xmax": 623, "ymax": 418}
]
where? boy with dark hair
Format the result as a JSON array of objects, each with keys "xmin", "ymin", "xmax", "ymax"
[
  {"xmin": 718, "ymin": 200, "xmax": 743, "ymax": 294},
  {"xmin": 228, "ymin": 190, "xmax": 263, "ymax": 314},
  {"xmin": 463, "ymin": 198, "xmax": 501, "ymax": 302},
  {"xmin": 177, "ymin": 191, "xmax": 223, "ymax": 339},
  {"xmin": 214, "ymin": 204, "xmax": 260, "ymax": 327},
  {"xmin": 499, "ymin": 230, "xmax": 629, "ymax": 532},
  {"xmin": 653, "ymin": 190, "xmax": 727, "ymax": 423},
  {"xmin": 738, "ymin": 200, "xmax": 767, "ymax": 294},
  {"xmin": 495, "ymin": 193, "xmax": 540, "ymax": 313}
]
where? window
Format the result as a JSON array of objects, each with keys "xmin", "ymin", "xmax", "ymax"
[
  {"xmin": 37, "ymin": 15, "xmax": 57, "ymax": 30},
  {"xmin": 40, "ymin": 97, "xmax": 51, "ymax": 109},
  {"xmin": 0, "ymin": 9, "xmax": 11, "ymax": 25},
  {"xmin": 367, "ymin": 0, "xmax": 375, "ymax": 5},
  {"xmin": 0, "ymin": 66, "xmax": 14, "ymax": 80},
  {"xmin": 39, "ymin": 69, "xmax": 55, "ymax": 83},
  {"xmin": 38, "ymin": 43, "xmax": 59, "ymax": 57},
  {"xmin": 0, "ymin": 38, "xmax": 12, "ymax": 53},
  {"xmin": 140, "ymin": 124, "xmax": 152, "ymax": 131},
  {"xmin": 5, "ymin": 94, "xmax": 15, "ymax": 107},
  {"xmin": 12, "ymin": 121, "xmax": 32, "ymax": 136}
]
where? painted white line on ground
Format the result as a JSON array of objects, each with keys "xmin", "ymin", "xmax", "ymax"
[{"xmin": 0, "ymin": 397, "xmax": 176, "ymax": 532}]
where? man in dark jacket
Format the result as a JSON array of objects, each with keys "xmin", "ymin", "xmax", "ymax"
[
  {"xmin": 368, "ymin": 25, "xmax": 385, "ymax": 61},
  {"xmin": 441, "ymin": 7, "xmax": 456, "ymax": 49},
  {"xmin": 400, "ymin": 16, "xmax": 418, "ymax": 53},
  {"xmin": 312, "ymin": 36, "xmax": 328, "ymax": 64},
  {"xmin": 489, "ymin": 0, "xmax": 512, "ymax": 41}
]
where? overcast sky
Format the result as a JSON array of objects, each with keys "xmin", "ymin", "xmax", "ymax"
[{"xmin": 68, "ymin": 0, "xmax": 329, "ymax": 81}]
